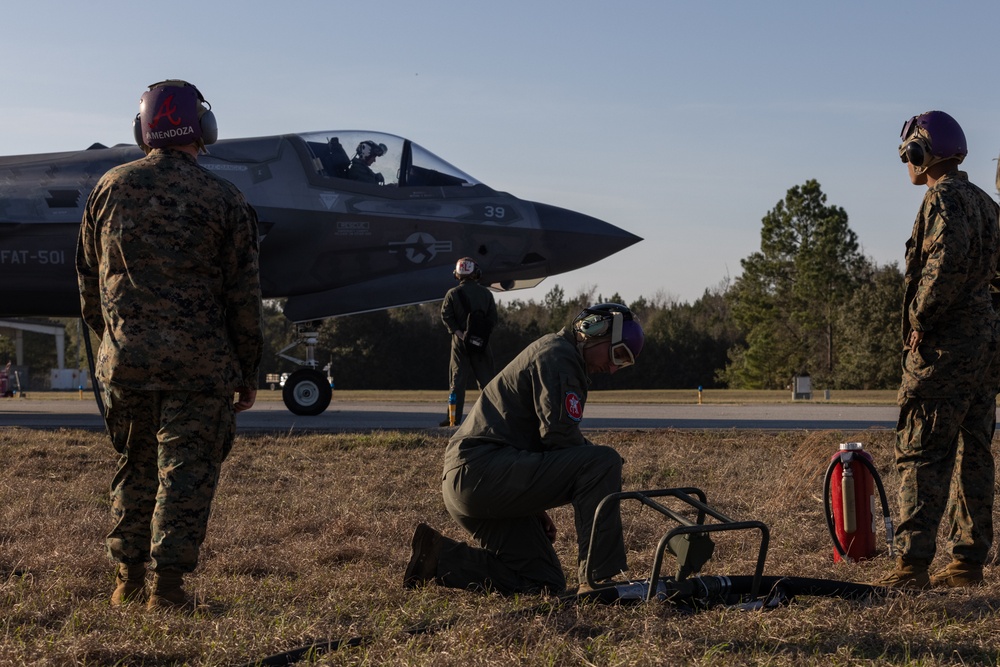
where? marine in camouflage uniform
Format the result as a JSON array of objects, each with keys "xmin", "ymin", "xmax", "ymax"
[
  {"xmin": 76, "ymin": 80, "xmax": 263, "ymax": 608},
  {"xmin": 404, "ymin": 304, "xmax": 644, "ymax": 595},
  {"xmin": 883, "ymin": 111, "xmax": 1000, "ymax": 589},
  {"xmin": 439, "ymin": 258, "xmax": 498, "ymax": 425}
]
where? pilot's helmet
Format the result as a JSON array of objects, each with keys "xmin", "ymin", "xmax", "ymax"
[
  {"xmin": 573, "ymin": 303, "xmax": 644, "ymax": 366},
  {"xmin": 454, "ymin": 257, "xmax": 481, "ymax": 281},
  {"xmin": 133, "ymin": 80, "xmax": 217, "ymax": 152},
  {"xmin": 356, "ymin": 140, "xmax": 388, "ymax": 160},
  {"xmin": 898, "ymin": 110, "xmax": 967, "ymax": 171}
]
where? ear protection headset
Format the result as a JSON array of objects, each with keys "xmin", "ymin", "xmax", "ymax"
[
  {"xmin": 132, "ymin": 79, "xmax": 218, "ymax": 150},
  {"xmin": 898, "ymin": 129, "xmax": 933, "ymax": 168}
]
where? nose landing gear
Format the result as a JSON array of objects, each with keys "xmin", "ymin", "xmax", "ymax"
[{"xmin": 277, "ymin": 324, "xmax": 333, "ymax": 416}]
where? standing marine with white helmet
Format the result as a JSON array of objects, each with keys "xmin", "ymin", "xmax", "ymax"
[
  {"xmin": 875, "ymin": 110, "xmax": 1000, "ymax": 589},
  {"xmin": 403, "ymin": 303, "xmax": 644, "ymax": 596},
  {"xmin": 439, "ymin": 257, "xmax": 498, "ymax": 426}
]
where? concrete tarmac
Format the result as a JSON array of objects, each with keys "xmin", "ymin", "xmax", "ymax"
[{"xmin": 0, "ymin": 395, "xmax": 906, "ymax": 432}]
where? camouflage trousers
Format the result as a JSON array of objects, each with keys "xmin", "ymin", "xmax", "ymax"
[
  {"xmin": 448, "ymin": 337, "xmax": 494, "ymax": 421},
  {"xmin": 103, "ymin": 386, "xmax": 235, "ymax": 573},
  {"xmin": 893, "ymin": 390, "xmax": 996, "ymax": 565}
]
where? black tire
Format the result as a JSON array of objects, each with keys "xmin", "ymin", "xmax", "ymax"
[{"xmin": 282, "ymin": 369, "xmax": 332, "ymax": 416}]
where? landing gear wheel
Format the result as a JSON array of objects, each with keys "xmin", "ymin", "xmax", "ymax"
[{"xmin": 282, "ymin": 369, "xmax": 332, "ymax": 416}]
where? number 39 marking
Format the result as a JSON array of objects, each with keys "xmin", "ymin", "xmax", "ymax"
[{"xmin": 484, "ymin": 206, "xmax": 505, "ymax": 219}]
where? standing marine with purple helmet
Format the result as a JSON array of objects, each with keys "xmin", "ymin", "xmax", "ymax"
[
  {"xmin": 403, "ymin": 303, "xmax": 644, "ymax": 595},
  {"xmin": 77, "ymin": 80, "xmax": 263, "ymax": 610},
  {"xmin": 875, "ymin": 111, "xmax": 1000, "ymax": 589}
]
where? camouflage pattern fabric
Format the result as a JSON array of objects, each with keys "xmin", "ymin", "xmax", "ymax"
[
  {"xmin": 898, "ymin": 171, "xmax": 999, "ymax": 400},
  {"xmin": 76, "ymin": 147, "xmax": 263, "ymax": 575},
  {"xmin": 440, "ymin": 280, "xmax": 498, "ymax": 420},
  {"xmin": 894, "ymin": 394, "xmax": 995, "ymax": 563},
  {"xmin": 439, "ymin": 327, "xmax": 627, "ymax": 594},
  {"xmin": 104, "ymin": 385, "xmax": 234, "ymax": 573},
  {"xmin": 77, "ymin": 148, "xmax": 263, "ymax": 391},
  {"xmin": 894, "ymin": 171, "xmax": 1000, "ymax": 565}
]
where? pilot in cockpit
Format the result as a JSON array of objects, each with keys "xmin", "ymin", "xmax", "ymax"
[{"xmin": 348, "ymin": 140, "xmax": 388, "ymax": 184}]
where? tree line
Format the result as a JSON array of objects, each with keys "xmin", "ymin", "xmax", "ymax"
[{"xmin": 6, "ymin": 180, "xmax": 908, "ymax": 392}]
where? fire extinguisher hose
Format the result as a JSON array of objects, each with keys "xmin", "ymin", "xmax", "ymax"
[{"xmin": 822, "ymin": 453, "xmax": 895, "ymax": 560}]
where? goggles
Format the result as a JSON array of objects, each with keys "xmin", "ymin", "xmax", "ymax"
[
  {"xmin": 607, "ymin": 311, "xmax": 635, "ymax": 367},
  {"xmin": 899, "ymin": 116, "xmax": 922, "ymax": 164}
]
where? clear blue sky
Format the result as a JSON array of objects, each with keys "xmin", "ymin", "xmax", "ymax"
[{"xmin": 5, "ymin": 1, "xmax": 999, "ymax": 307}]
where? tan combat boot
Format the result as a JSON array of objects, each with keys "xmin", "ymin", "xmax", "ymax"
[
  {"xmin": 110, "ymin": 563, "xmax": 147, "ymax": 607},
  {"xmin": 403, "ymin": 523, "xmax": 444, "ymax": 589},
  {"xmin": 147, "ymin": 571, "xmax": 194, "ymax": 611},
  {"xmin": 930, "ymin": 560, "xmax": 984, "ymax": 588},
  {"xmin": 871, "ymin": 556, "xmax": 931, "ymax": 590}
]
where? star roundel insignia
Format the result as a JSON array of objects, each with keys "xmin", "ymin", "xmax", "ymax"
[{"xmin": 564, "ymin": 391, "xmax": 583, "ymax": 422}]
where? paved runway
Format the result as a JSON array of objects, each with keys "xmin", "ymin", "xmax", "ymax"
[{"xmin": 0, "ymin": 395, "xmax": 905, "ymax": 432}]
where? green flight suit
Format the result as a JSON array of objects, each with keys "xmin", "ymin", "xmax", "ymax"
[
  {"xmin": 440, "ymin": 279, "xmax": 498, "ymax": 422},
  {"xmin": 439, "ymin": 327, "xmax": 628, "ymax": 594}
]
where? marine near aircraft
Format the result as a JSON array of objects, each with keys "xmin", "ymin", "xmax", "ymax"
[{"xmin": 0, "ymin": 130, "xmax": 641, "ymax": 415}]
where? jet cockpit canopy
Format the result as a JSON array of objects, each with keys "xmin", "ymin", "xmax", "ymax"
[{"xmin": 299, "ymin": 131, "xmax": 480, "ymax": 188}]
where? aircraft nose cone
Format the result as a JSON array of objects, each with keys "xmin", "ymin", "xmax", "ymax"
[{"xmin": 532, "ymin": 201, "xmax": 642, "ymax": 275}]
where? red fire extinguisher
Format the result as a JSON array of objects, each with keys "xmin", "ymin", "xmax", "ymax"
[{"xmin": 823, "ymin": 442, "xmax": 894, "ymax": 563}]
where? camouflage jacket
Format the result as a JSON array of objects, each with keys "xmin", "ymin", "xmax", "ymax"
[
  {"xmin": 444, "ymin": 327, "xmax": 592, "ymax": 474},
  {"xmin": 440, "ymin": 280, "xmax": 498, "ymax": 335},
  {"xmin": 898, "ymin": 171, "xmax": 1000, "ymax": 400},
  {"xmin": 902, "ymin": 170, "xmax": 1000, "ymax": 344},
  {"xmin": 76, "ymin": 148, "xmax": 263, "ymax": 392}
]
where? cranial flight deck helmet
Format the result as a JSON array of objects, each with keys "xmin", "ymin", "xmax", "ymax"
[
  {"xmin": 356, "ymin": 140, "xmax": 388, "ymax": 160},
  {"xmin": 898, "ymin": 110, "xmax": 967, "ymax": 173},
  {"xmin": 454, "ymin": 257, "xmax": 482, "ymax": 281},
  {"xmin": 132, "ymin": 79, "xmax": 218, "ymax": 153},
  {"xmin": 573, "ymin": 303, "xmax": 644, "ymax": 367}
]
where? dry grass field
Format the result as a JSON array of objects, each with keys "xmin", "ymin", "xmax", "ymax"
[{"xmin": 1, "ymin": 425, "xmax": 999, "ymax": 666}]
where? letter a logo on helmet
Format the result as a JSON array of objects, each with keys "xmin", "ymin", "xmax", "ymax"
[{"xmin": 150, "ymin": 94, "xmax": 183, "ymax": 129}]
